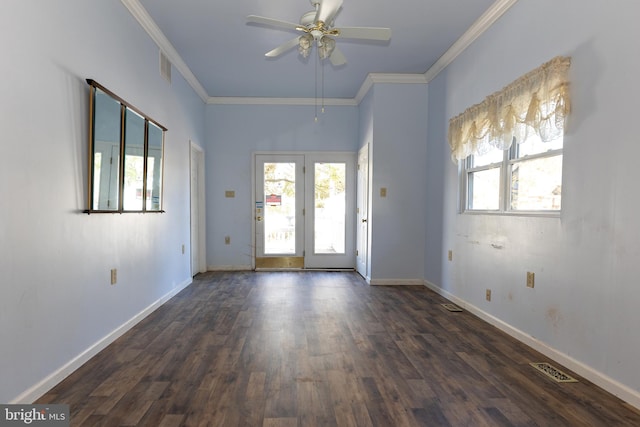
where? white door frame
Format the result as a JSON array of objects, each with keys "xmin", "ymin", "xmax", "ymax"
[{"xmin": 190, "ymin": 141, "xmax": 206, "ymax": 275}]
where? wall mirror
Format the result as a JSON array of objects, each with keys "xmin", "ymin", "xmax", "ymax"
[{"xmin": 87, "ymin": 80, "xmax": 166, "ymax": 213}]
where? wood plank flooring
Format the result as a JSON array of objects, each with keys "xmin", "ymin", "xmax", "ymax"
[{"xmin": 37, "ymin": 271, "xmax": 640, "ymax": 426}]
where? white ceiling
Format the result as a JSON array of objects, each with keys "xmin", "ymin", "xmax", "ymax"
[{"xmin": 132, "ymin": 0, "xmax": 501, "ymax": 101}]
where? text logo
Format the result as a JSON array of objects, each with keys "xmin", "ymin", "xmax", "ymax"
[{"xmin": 0, "ymin": 405, "xmax": 69, "ymax": 426}]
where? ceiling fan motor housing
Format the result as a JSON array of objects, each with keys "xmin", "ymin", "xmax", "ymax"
[{"xmin": 300, "ymin": 10, "xmax": 316, "ymax": 27}]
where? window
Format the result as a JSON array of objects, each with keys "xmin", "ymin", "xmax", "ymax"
[
  {"xmin": 463, "ymin": 133, "xmax": 563, "ymax": 213},
  {"xmin": 448, "ymin": 56, "xmax": 571, "ymax": 215},
  {"xmin": 86, "ymin": 80, "xmax": 166, "ymax": 213}
]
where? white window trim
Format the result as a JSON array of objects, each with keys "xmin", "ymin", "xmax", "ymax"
[{"xmin": 460, "ymin": 144, "xmax": 563, "ymax": 217}]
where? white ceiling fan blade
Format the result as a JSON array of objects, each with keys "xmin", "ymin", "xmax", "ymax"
[
  {"xmin": 247, "ymin": 15, "xmax": 300, "ymax": 31},
  {"xmin": 337, "ymin": 27, "xmax": 392, "ymax": 41},
  {"xmin": 316, "ymin": 0, "xmax": 343, "ymax": 24},
  {"xmin": 265, "ymin": 37, "xmax": 301, "ymax": 58},
  {"xmin": 329, "ymin": 46, "xmax": 347, "ymax": 66}
]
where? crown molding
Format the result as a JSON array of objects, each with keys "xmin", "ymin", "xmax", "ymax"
[
  {"xmin": 211, "ymin": 74, "xmax": 426, "ymax": 106},
  {"xmin": 424, "ymin": 0, "xmax": 519, "ymax": 83},
  {"xmin": 354, "ymin": 73, "xmax": 428, "ymax": 104},
  {"xmin": 207, "ymin": 97, "xmax": 358, "ymax": 106},
  {"xmin": 120, "ymin": 0, "xmax": 209, "ymax": 103}
]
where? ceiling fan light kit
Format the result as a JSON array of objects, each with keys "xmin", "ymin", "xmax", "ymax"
[
  {"xmin": 298, "ymin": 33, "xmax": 314, "ymax": 58},
  {"xmin": 318, "ymin": 36, "xmax": 336, "ymax": 60}
]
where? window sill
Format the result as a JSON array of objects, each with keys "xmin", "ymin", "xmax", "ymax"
[
  {"xmin": 83, "ymin": 209, "xmax": 165, "ymax": 214},
  {"xmin": 462, "ymin": 210, "xmax": 560, "ymax": 219}
]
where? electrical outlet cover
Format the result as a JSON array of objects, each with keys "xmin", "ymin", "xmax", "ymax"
[{"xmin": 527, "ymin": 272, "xmax": 535, "ymax": 288}]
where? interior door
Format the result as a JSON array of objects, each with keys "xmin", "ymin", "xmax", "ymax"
[
  {"xmin": 255, "ymin": 155, "xmax": 305, "ymax": 268},
  {"xmin": 190, "ymin": 142, "xmax": 206, "ymax": 275},
  {"xmin": 356, "ymin": 144, "xmax": 369, "ymax": 279}
]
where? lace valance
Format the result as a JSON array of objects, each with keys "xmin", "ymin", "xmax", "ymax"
[{"xmin": 448, "ymin": 56, "xmax": 571, "ymax": 162}]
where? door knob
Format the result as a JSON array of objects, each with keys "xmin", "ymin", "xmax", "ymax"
[{"xmin": 362, "ymin": 219, "xmax": 367, "ymax": 223}]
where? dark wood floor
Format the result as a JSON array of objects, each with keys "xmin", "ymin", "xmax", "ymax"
[{"xmin": 38, "ymin": 271, "xmax": 640, "ymax": 426}]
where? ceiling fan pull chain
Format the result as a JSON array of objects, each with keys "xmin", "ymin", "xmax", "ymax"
[
  {"xmin": 321, "ymin": 59, "xmax": 325, "ymax": 114},
  {"xmin": 315, "ymin": 50, "xmax": 318, "ymax": 122}
]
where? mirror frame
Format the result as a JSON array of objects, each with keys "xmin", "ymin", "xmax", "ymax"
[{"xmin": 86, "ymin": 79, "xmax": 167, "ymax": 213}]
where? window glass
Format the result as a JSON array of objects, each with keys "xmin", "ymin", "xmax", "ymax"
[
  {"xmin": 515, "ymin": 133, "xmax": 563, "ymax": 158},
  {"xmin": 468, "ymin": 168, "xmax": 500, "ymax": 210},
  {"xmin": 471, "ymin": 148, "xmax": 503, "ymax": 168},
  {"xmin": 510, "ymin": 155, "xmax": 562, "ymax": 211}
]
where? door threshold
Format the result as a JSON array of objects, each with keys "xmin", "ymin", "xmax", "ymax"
[
  {"xmin": 254, "ymin": 267, "xmax": 355, "ymax": 272},
  {"xmin": 255, "ymin": 256, "xmax": 304, "ymax": 269}
]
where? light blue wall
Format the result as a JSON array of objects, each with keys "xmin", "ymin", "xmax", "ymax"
[
  {"xmin": 425, "ymin": 73, "xmax": 448, "ymax": 288},
  {"xmin": 367, "ymin": 84, "xmax": 429, "ymax": 282},
  {"xmin": 0, "ymin": 0, "xmax": 203, "ymax": 403},
  {"xmin": 427, "ymin": 0, "xmax": 640, "ymax": 398},
  {"xmin": 204, "ymin": 104, "xmax": 359, "ymax": 269}
]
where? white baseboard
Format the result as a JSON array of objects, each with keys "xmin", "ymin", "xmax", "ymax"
[
  {"xmin": 424, "ymin": 280, "xmax": 640, "ymax": 410},
  {"xmin": 12, "ymin": 277, "xmax": 193, "ymax": 404},
  {"xmin": 370, "ymin": 278, "xmax": 424, "ymax": 286}
]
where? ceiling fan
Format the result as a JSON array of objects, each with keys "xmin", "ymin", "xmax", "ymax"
[{"xmin": 247, "ymin": 0, "xmax": 391, "ymax": 66}]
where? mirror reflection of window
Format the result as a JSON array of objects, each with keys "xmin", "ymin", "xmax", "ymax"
[
  {"xmin": 147, "ymin": 122, "xmax": 163, "ymax": 211},
  {"xmin": 123, "ymin": 109, "xmax": 146, "ymax": 211},
  {"xmin": 91, "ymin": 89, "xmax": 121, "ymax": 210}
]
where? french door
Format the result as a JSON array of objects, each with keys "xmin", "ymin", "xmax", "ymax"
[{"xmin": 255, "ymin": 153, "xmax": 355, "ymax": 269}]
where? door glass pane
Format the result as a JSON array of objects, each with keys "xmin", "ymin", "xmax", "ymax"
[
  {"xmin": 314, "ymin": 162, "xmax": 346, "ymax": 254},
  {"xmin": 264, "ymin": 162, "xmax": 296, "ymax": 254}
]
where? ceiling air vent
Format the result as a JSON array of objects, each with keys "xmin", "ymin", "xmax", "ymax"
[
  {"xmin": 159, "ymin": 50, "xmax": 171, "ymax": 84},
  {"xmin": 530, "ymin": 362, "xmax": 578, "ymax": 383}
]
